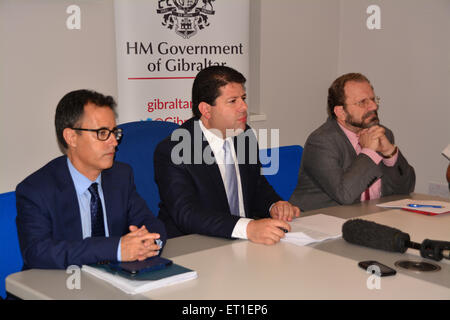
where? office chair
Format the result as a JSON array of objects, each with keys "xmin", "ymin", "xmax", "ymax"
[
  {"xmin": 259, "ymin": 145, "xmax": 303, "ymax": 200},
  {"xmin": 116, "ymin": 120, "xmax": 180, "ymax": 216},
  {"xmin": 0, "ymin": 191, "xmax": 23, "ymax": 299}
]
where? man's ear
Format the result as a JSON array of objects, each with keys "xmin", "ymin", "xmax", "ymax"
[
  {"xmin": 333, "ymin": 105, "xmax": 346, "ymax": 120},
  {"xmin": 198, "ymin": 102, "xmax": 212, "ymax": 119},
  {"xmin": 63, "ymin": 128, "xmax": 78, "ymax": 148}
]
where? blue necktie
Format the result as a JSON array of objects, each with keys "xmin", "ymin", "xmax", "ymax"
[
  {"xmin": 223, "ymin": 140, "xmax": 240, "ymax": 216},
  {"xmin": 88, "ymin": 183, "xmax": 105, "ymax": 237}
]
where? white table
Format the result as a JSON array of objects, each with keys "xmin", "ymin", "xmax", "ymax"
[{"xmin": 6, "ymin": 194, "xmax": 450, "ymax": 300}]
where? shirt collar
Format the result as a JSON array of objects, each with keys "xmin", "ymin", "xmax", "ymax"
[
  {"xmin": 67, "ymin": 157, "xmax": 102, "ymax": 196},
  {"xmin": 337, "ymin": 122, "xmax": 360, "ymax": 150},
  {"xmin": 198, "ymin": 119, "xmax": 233, "ymax": 150}
]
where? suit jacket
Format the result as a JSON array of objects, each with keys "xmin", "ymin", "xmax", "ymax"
[
  {"xmin": 154, "ymin": 118, "xmax": 282, "ymax": 238},
  {"xmin": 15, "ymin": 156, "xmax": 167, "ymax": 270},
  {"xmin": 290, "ymin": 117, "xmax": 415, "ymax": 211}
]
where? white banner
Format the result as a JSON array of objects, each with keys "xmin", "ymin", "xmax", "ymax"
[{"xmin": 114, "ymin": 0, "xmax": 250, "ymax": 125}]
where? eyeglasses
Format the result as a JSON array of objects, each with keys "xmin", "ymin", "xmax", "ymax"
[
  {"xmin": 71, "ymin": 127, "xmax": 123, "ymax": 142},
  {"xmin": 346, "ymin": 96, "xmax": 380, "ymax": 108}
]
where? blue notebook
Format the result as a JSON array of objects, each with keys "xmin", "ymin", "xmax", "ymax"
[{"xmin": 93, "ymin": 262, "xmax": 195, "ymax": 281}]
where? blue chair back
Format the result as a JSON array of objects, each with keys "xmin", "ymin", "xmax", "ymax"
[
  {"xmin": 116, "ymin": 121, "xmax": 180, "ymax": 216},
  {"xmin": 259, "ymin": 145, "xmax": 303, "ymax": 200},
  {"xmin": 0, "ymin": 191, "xmax": 23, "ymax": 299}
]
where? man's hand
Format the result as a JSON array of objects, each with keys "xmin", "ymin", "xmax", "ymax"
[
  {"xmin": 378, "ymin": 134, "xmax": 396, "ymax": 156},
  {"xmin": 120, "ymin": 225, "xmax": 161, "ymax": 262},
  {"xmin": 247, "ymin": 218, "xmax": 291, "ymax": 245},
  {"xmin": 358, "ymin": 125, "xmax": 385, "ymax": 151},
  {"xmin": 359, "ymin": 125, "xmax": 396, "ymax": 156},
  {"xmin": 270, "ymin": 201, "xmax": 300, "ymax": 222}
]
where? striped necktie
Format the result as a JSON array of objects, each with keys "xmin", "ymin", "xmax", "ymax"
[{"xmin": 223, "ymin": 140, "xmax": 240, "ymax": 216}]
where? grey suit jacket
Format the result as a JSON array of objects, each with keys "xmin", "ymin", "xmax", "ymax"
[{"xmin": 290, "ymin": 117, "xmax": 415, "ymax": 211}]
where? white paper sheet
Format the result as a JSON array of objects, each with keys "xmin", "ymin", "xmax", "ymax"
[{"xmin": 281, "ymin": 214, "xmax": 346, "ymax": 246}]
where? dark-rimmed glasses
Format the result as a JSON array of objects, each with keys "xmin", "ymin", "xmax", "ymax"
[{"xmin": 71, "ymin": 127, "xmax": 123, "ymax": 142}]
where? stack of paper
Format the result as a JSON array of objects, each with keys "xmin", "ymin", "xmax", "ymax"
[
  {"xmin": 376, "ymin": 199, "xmax": 450, "ymax": 215},
  {"xmin": 281, "ymin": 214, "xmax": 346, "ymax": 246},
  {"xmin": 82, "ymin": 263, "xmax": 197, "ymax": 295}
]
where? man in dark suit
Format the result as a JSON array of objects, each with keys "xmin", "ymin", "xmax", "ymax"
[
  {"xmin": 290, "ymin": 73, "xmax": 415, "ymax": 211},
  {"xmin": 154, "ymin": 66, "xmax": 300, "ymax": 245},
  {"xmin": 16, "ymin": 89, "xmax": 166, "ymax": 270}
]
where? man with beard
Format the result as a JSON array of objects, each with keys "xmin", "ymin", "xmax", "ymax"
[{"xmin": 290, "ymin": 73, "xmax": 415, "ymax": 211}]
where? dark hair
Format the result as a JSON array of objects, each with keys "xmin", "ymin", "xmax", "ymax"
[
  {"xmin": 327, "ymin": 73, "xmax": 371, "ymax": 119},
  {"xmin": 55, "ymin": 89, "xmax": 117, "ymax": 149},
  {"xmin": 192, "ymin": 65, "xmax": 246, "ymax": 118}
]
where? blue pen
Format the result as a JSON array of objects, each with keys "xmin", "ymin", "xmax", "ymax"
[{"xmin": 407, "ymin": 203, "xmax": 443, "ymax": 209}]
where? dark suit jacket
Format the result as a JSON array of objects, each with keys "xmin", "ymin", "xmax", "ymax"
[
  {"xmin": 154, "ymin": 118, "xmax": 282, "ymax": 238},
  {"xmin": 15, "ymin": 156, "xmax": 167, "ymax": 270},
  {"xmin": 290, "ymin": 117, "xmax": 415, "ymax": 211}
]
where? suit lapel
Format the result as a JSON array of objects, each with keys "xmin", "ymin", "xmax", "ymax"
[
  {"xmin": 101, "ymin": 168, "xmax": 115, "ymax": 236},
  {"xmin": 190, "ymin": 120, "xmax": 229, "ymax": 208},
  {"xmin": 55, "ymin": 156, "xmax": 83, "ymax": 240},
  {"xmin": 330, "ymin": 118, "xmax": 357, "ymax": 157}
]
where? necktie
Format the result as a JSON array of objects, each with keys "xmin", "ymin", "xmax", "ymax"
[
  {"xmin": 364, "ymin": 188, "xmax": 371, "ymax": 201},
  {"xmin": 223, "ymin": 140, "xmax": 240, "ymax": 216},
  {"xmin": 88, "ymin": 183, "xmax": 105, "ymax": 237}
]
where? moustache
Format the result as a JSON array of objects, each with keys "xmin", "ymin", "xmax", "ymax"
[
  {"xmin": 363, "ymin": 111, "xmax": 378, "ymax": 120},
  {"xmin": 361, "ymin": 111, "xmax": 380, "ymax": 128}
]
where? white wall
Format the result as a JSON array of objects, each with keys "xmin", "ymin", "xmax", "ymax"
[
  {"xmin": 0, "ymin": 0, "xmax": 117, "ymax": 192},
  {"xmin": 250, "ymin": 0, "xmax": 340, "ymax": 147},
  {"xmin": 1, "ymin": 0, "xmax": 449, "ymax": 197},
  {"xmin": 337, "ymin": 0, "xmax": 450, "ymax": 195},
  {"xmin": 251, "ymin": 0, "xmax": 450, "ymax": 196}
]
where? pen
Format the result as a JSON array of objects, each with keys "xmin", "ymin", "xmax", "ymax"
[
  {"xmin": 407, "ymin": 203, "xmax": 443, "ymax": 209},
  {"xmin": 278, "ymin": 227, "xmax": 288, "ymax": 233}
]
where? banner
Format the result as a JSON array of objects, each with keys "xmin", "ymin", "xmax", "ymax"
[{"xmin": 114, "ymin": 0, "xmax": 250, "ymax": 125}]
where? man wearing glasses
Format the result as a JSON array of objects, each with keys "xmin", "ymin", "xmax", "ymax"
[
  {"xmin": 15, "ymin": 89, "xmax": 166, "ymax": 270},
  {"xmin": 290, "ymin": 73, "xmax": 415, "ymax": 211}
]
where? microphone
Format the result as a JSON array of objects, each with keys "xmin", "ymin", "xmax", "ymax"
[
  {"xmin": 342, "ymin": 219, "xmax": 450, "ymax": 261},
  {"xmin": 342, "ymin": 219, "xmax": 412, "ymax": 253}
]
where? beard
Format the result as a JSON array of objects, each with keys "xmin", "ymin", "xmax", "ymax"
[{"xmin": 345, "ymin": 110, "xmax": 380, "ymax": 129}]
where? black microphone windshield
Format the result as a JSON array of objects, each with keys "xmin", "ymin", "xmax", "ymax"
[{"xmin": 342, "ymin": 219, "xmax": 410, "ymax": 253}]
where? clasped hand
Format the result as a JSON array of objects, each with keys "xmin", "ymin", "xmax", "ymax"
[
  {"xmin": 120, "ymin": 225, "xmax": 161, "ymax": 262},
  {"xmin": 358, "ymin": 125, "xmax": 395, "ymax": 155}
]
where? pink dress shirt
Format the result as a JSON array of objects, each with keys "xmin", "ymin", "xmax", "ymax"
[{"xmin": 338, "ymin": 123, "xmax": 398, "ymax": 201}]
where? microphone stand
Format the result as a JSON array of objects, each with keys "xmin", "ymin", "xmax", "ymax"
[{"xmin": 406, "ymin": 239, "xmax": 450, "ymax": 261}]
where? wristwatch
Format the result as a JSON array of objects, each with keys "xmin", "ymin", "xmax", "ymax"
[{"xmin": 382, "ymin": 145, "xmax": 398, "ymax": 159}]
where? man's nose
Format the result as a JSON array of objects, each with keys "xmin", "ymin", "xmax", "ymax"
[
  {"xmin": 240, "ymin": 99, "xmax": 248, "ymax": 112},
  {"xmin": 367, "ymin": 99, "xmax": 378, "ymax": 111},
  {"xmin": 108, "ymin": 133, "xmax": 119, "ymax": 147}
]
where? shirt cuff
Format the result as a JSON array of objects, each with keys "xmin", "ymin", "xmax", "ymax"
[
  {"xmin": 231, "ymin": 218, "xmax": 253, "ymax": 239},
  {"xmin": 382, "ymin": 151, "xmax": 398, "ymax": 167},
  {"xmin": 155, "ymin": 239, "xmax": 163, "ymax": 255},
  {"xmin": 361, "ymin": 148, "xmax": 382, "ymax": 165},
  {"xmin": 269, "ymin": 203, "xmax": 276, "ymax": 215},
  {"xmin": 117, "ymin": 238, "xmax": 122, "ymax": 262}
]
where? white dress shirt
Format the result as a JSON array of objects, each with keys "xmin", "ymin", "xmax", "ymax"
[{"xmin": 198, "ymin": 120, "xmax": 252, "ymax": 239}]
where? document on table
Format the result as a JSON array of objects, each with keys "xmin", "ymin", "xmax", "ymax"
[
  {"xmin": 82, "ymin": 263, "xmax": 197, "ymax": 295},
  {"xmin": 281, "ymin": 214, "xmax": 346, "ymax": 246},
  {"xmin": 376, "ymin": 199, "xmax": 450, "ymax": 215}
]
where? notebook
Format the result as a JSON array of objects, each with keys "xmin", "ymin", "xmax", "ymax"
[{"xmin": 82, "ymin": 261, "xmax": 197, "ymax": 295}]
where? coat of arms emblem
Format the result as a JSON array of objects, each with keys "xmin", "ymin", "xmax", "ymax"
[{"xmin": 157, "ymin": 0, "xmax": 216, "ymax": 39}]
